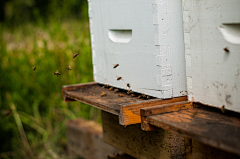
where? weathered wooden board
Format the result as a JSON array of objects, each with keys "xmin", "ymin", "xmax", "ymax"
[
  {"xmin": 63, "ymin": 82, "xmax": 187, "ymax": 125},
  {"xmin": 140, "ymin": 101, "xmax": 194, "ymax": 131},
  {"xmin": 143, "ymin": 104, "xmax": 240, "ymax": 156},
  {"xmin": 66, "ymin": 118, "xmax": 122, "ymax": 159},
  {"xmin": 102, "ymin": 111, "xmax": 187, "ymax": 159},
  {"xmin": 63, "ymin": 82, "xmax": 159, "ymax": 116},
  {"xmin": 183, "ymin": 0, "xmax": 240, "ymax": 112},
  {"xmin": 88, "ymin": 0, "xmax": 187, "ymax": 99}
]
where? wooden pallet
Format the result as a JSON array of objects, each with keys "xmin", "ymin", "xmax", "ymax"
[{"xmin": 62, "ymin": 82, "xmax": 187, "ymax": 125}]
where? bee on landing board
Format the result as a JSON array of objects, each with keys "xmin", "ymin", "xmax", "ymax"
[
  {"xmin": 116, "ymin": 76, "xmax": 123, "ymax": 81},
  {"xmin": 118, "ymin": 94, "xmax": 124, "ymax": 97},
  {"xmin": 142, "ymin": 94, "xmax": 146, "ymax": 98},
  {"xmin": 127, "ymin": 90, "xmax": 132, "ymax": 94},
  {"xmin": 138, "ymin": 95, "xmax": 142, "ymax": 99},
  {"xmin": 54, "ymin": 70, "xmax": 61, "ymax": 77},
  {"xmin": 113, "ymin": 64, "xmax": 119, "ymax": 69},
  {"xmin": 67, "ymin": 65, "xmax": 72, "ymax": 70},
  {"xmin": 33, "ymin": 66, "xmax": 36, "ymax": 71},
  {"xmin": 221, "ymin": 105, "xmax": 225, "ymax": 113},
  {"xmin": 131, "ymin": 94, "xmax": 135, "ymax": 97},
  {"xmin": 223, "ymin": 47, "xmax": 229, "ymax": 53},
  {"xmin": 101, "ymin": 93, "xmax": 107, "ymax": 97},
  {"xmin": 73, "ymin": 53, "xmax": 79, "ymax": 58},
  {"xmin": 114, "ymin": 89, "xmax": 119, "ymax": 93},
  {"xmin": 102, "ymin": 84, "xmax": 109, "ymax": 88},
  {"xmin": 109, "ymin": 87, "xmax": 114, "ymax": 91}
]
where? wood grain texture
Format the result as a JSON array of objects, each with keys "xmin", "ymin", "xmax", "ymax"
[
  {"xmin": 145, "ymin": 104, "xmax": 240, "ymax": 156},
  {"xmin": 63, "ymin": 82, "xmax": 168, "ymax": 124},
  {"xmin": 66, "ymin": 118, "xmax": 121, "ymax": 159},
  {"xmin": 102, "ymin": 111, "xmax": 186, "ymax": 159},
  {"xmin": 140, "ymin": 101, "xmax": 192, "ymax": 131},
  {"xmin": 63, "ymin": 83, "xmax": 161, "ymax": 116},
  {"xmin": 119, "ymin": 96, "xmax": 187, "ymax": 125}
]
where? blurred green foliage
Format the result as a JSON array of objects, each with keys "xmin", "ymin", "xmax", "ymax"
[
  {"xmin": 1, "ymin": 0, "xmax": 88, "ymax": 23},
  {"xmin": 0, "ymin": 1, "xmax": 101, "ymax": 158}
]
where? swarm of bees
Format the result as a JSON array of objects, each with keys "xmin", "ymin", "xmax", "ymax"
[
  {"xmin": 100, "ymin": 63, "xmax": 151, "ymax": 99},
  {"xmin": 33, "ymin": 53, "xmax": 78, "ymax": 78}
]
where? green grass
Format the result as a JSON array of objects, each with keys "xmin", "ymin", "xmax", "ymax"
[{"xmin": 0, "ymin": 19, "xmax": 101, "ymax": 158}]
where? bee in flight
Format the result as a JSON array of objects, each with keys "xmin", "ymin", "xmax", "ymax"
[
  {"xmin": 73, "ymin": 53, "xmax": 79, "ymax": 58},
  {"xmin": 33, "ymin": 66, "xmax": 36, "ymax": 71},
  {"xmin": 101, "ymin": 93, "xmax": 107, "ymax": 97},
  {"xmin": 67, "ymin": 65, "xmax": 72, "ymax": 70},
  {"xmin": 113, "ymin": 64, "xmax": 119, "ymax": 69},
  {"xmin": 116, "ymin": 76, "xmax": 123, "ymax": 81},
  {"xmin": 54, "ymin": 70, "xmax": 61, "ymax": 77},
  {"xmin": 223, "ymin": 47, "xmax": 229, "ymax": 53},
  {"xmin": 126, "ymin": 83, "xmax": 130, "ymax": 88}
]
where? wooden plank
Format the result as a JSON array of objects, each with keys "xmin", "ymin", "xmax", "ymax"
[
  {"xmin": 66, "ymin": 118, "xmax": 121, "ymax": 159},
  {"xmin": 144, "ymin": 104, "xmax": 240, "ymax": 156},
  {"xmin": 102, "ymin": 111, "xmax": 187, "ymax": 159},
  {"xmin": 62, "ymin": 82, "xmax": 170, "ymax": 123},
  {"xmin": 62, "ymin": 82, "xmax": 97, "ymax": 102},
  {"xmin": 140, "ymin": 101, "xmax": 193, "ymax": 131},
  {"xmin": 119, "ymin": 96, "xmax": 187, "ymax": 125}
]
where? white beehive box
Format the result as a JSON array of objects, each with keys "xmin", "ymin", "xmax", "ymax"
[
  {"xmin": 183, "ymin": 0, "xmax": 240, "ymax": 112},
  {"xmin": 88, "ymin": 0, "xmax": 187, "ymax": 98}
]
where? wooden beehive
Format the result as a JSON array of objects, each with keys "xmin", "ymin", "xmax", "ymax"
[
  {"xmin": 183, "ymin": 0, "xmax": 240, "ymax": 112},
  {"xmin": 88, "ymin": 0, "xmax": 187, "ymax": 99}
]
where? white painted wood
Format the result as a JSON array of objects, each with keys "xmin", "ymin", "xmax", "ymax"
[
  {"xmin": 88, "ymin": 0, "xmax": 187, "ymax": 98},
  {"xmin": 183, "ymin": 0, "xmax": 240, "ymax": 112}
]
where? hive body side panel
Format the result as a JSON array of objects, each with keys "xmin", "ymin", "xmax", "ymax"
[
  {"xmin": 88, "ymin": 0, "xmax": 187, "ymax": 99},
  {"xmin": 183, "ymin": 0, "xmax": 240, "ymax": 112}
]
